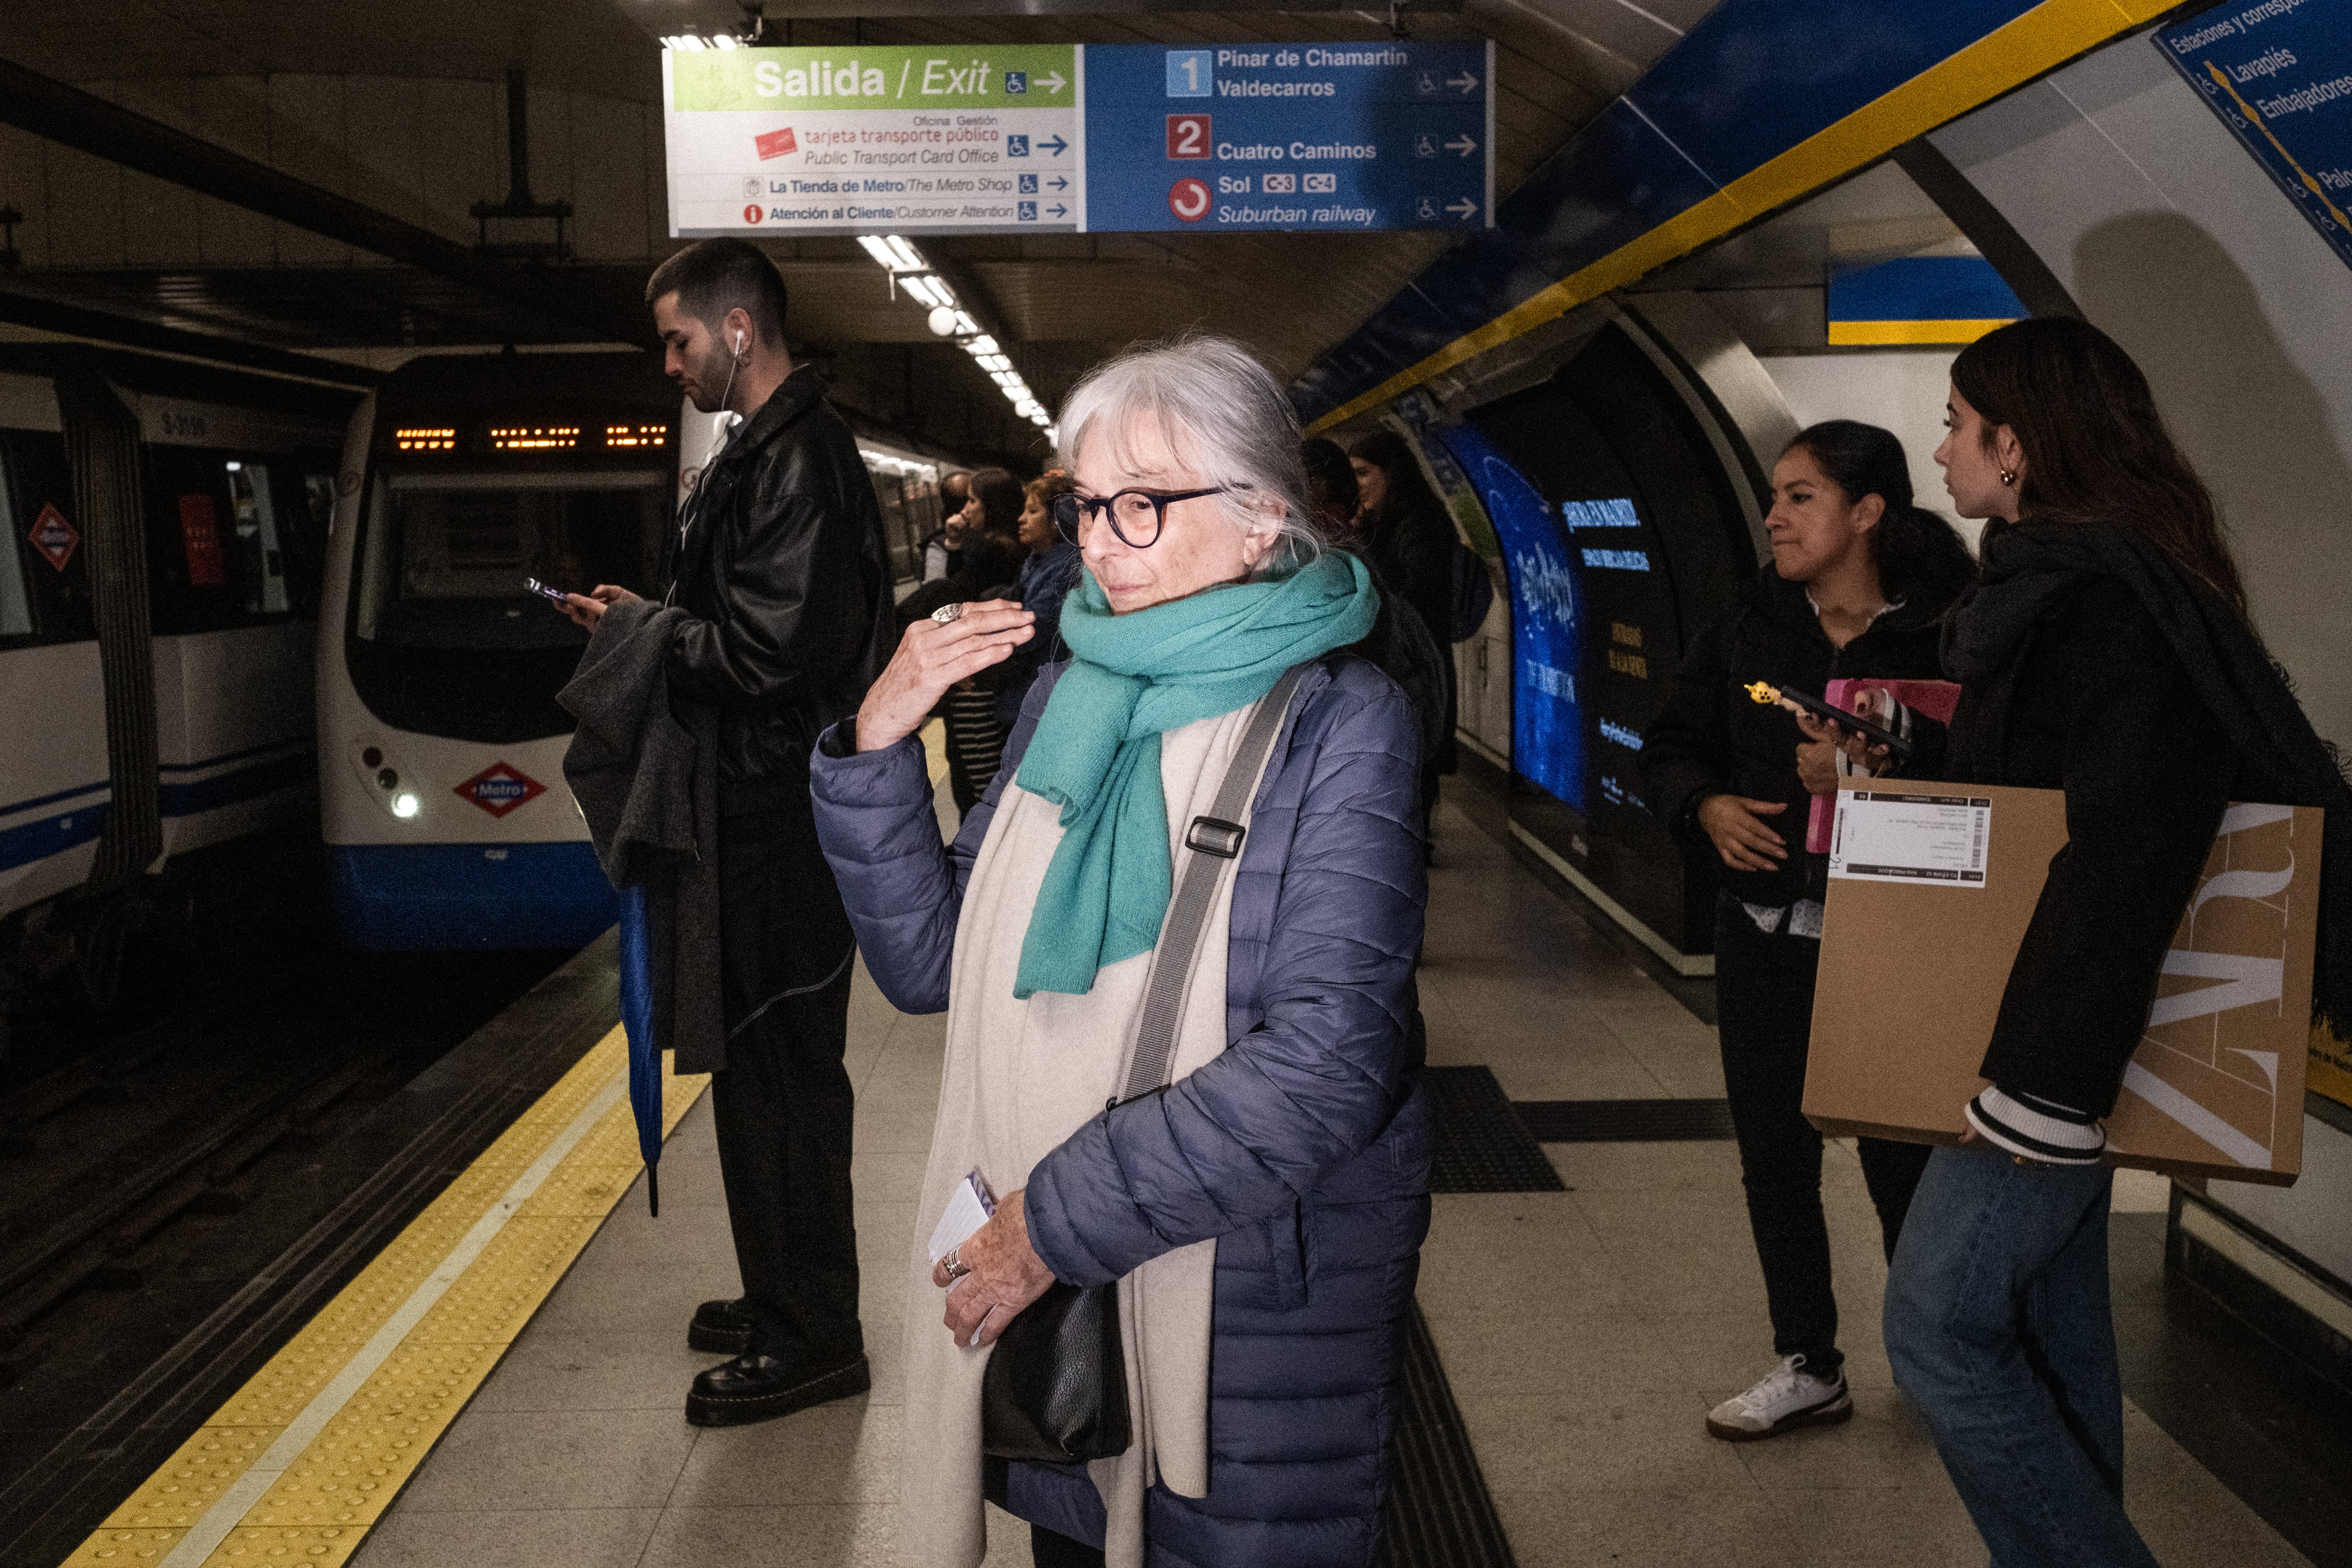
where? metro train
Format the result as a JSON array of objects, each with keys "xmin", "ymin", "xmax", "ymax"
[
  {"xmin": 0, "ymin": 347, "xmax": 352, "ymax": 1012},
  {"xmin": 317, "ymin": 350, "xmax": 951, "ymax": 951}
]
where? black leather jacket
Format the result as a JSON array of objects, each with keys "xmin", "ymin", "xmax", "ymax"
[{"xmin": 663, "ymin": 365, "xmax": 894, "ymax": 798}]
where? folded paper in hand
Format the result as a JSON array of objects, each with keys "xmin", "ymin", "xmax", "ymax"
[{"xmin": 926, "ymin": 1169, "xmax": 996, "ymax": 1265}]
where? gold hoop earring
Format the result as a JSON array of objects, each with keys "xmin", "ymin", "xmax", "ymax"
[{"xmin": 1999, "ymin": 468, "xmax": 2017, "ymax": 486}]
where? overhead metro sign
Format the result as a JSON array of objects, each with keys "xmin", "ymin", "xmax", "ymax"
[
  {"xmin": 666, "ymin": 45, "xmax": 1085, "ymax": 237},
  {"xmin": 661, "ymin": 41, "xmax": 1494, "ymax": 237}
]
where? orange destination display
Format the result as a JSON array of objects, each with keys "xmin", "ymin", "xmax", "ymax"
[{"xmin": 1804, "ymin": 783, "xmax": 2318, "ymax": 1185}]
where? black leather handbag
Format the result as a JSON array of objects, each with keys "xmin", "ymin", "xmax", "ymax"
[{"xmin": 978, "ymin": 665, "xmax": 1310, "ymax": 1465}]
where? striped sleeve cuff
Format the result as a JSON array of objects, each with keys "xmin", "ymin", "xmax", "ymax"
[{"xmin": 1966, "ymin": 1086, "xmax": 2106, "ymax": 1166}]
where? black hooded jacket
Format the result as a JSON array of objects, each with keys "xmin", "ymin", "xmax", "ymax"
[
  {"xmin": 664, "ymin": 364, "xmax": 895, "ymax": 799},
  {"xmin": 1642, "ymin": 554, "xmax": 1975, "ymax": 910},
  {"xmin": 1942, "ymin": 519, "xmax": 2352, "ymax": 1116}
]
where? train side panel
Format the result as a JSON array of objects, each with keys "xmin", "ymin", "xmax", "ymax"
[{"xmin": 0, "ymin": 642, "xmax": 108, "ymax": 919}]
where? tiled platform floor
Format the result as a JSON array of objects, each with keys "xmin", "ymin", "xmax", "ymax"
[{"xmin": 349, "ymin": 792, "xmax": 2311, "ymax": 1568}]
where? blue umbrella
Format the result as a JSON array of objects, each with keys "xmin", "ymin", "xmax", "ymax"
[{"xmin": 617, "ymin": 882, "xmax": 664, "ymax": 1217}]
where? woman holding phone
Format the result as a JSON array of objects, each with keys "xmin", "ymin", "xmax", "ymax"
[{"xmin": 1644, "ymin": 420, "xmax": 1975, "ymax": 1442}]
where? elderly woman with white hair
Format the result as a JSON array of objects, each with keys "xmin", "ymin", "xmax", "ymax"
[{"xmin": 809, "ymin": 337, "xmax": 1432, "ymax": 1568}]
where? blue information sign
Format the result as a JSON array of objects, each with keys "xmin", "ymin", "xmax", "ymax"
[
  {"xmin": 1082, "ymin": 41, "xmax": 1494, "ymax": 234},
  {"xmin": 2158, "ymin": 1, "xmax": 2352, "ymax": 272}
]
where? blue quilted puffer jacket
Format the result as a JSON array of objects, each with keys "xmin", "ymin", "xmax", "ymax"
[{"xmin": 809, "ymin": 654, "xmax": 1433, "ymax": 1568}]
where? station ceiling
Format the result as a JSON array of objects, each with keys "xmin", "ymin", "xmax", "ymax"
[{"xmin": 0, "ymin": 0, "xmax": 1723, "ymax": 453}]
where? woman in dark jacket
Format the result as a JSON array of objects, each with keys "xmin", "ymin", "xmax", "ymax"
[
  {"xmin": 903, "ymin": 467, "xmax": 1028, "ymax": 816},
  {"xmin": 1643, "ymin": 421, "xmax": 1975, "ymax": 1442},
  {"xmin": 1350, "ymin": 432, "xmax": 1461, "ymax": 829},
  {"xmin": 811, "ymin": 337, "xmax": 1427, "ymax": 1568},
  {"xmin": 1883, "ymin": 317, "xmax": 2352, "ymax": 1568}
]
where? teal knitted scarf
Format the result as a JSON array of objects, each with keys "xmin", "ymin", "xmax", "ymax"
[{"xmin": 1011, "ymin": 551, "xmax": 1377, "ymax": 998}]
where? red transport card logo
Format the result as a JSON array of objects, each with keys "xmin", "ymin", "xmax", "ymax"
[
  {"xmin": 454, "ymin": 762, "xmax": 546, "ymax": 818},
  {"xmin": 755, "ymin": 126, "xmax": 798, "ymax": 159},
  {"xmin": 29, "ymin": 503, "xmax": 77, "ymax": 571},
  {"xmin": 1168, "ymin": 178, "xmax": 1211, "ymax": 222}
]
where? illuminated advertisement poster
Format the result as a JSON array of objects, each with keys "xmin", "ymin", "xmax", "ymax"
[{"xmin": 1436, "ymin": 423, "xmax": 1583, "ymax": 811}]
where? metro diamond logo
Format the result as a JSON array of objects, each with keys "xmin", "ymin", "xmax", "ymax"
[{"xmin": 453, "ymin": 762, "xmax": 546, "ymax": 819}]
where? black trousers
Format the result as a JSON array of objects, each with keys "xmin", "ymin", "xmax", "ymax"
[
  {"xmin": 1713, "ymin": 892, "xmax": 1932, "ymax": 1378},
  {"xmin": 714, "ymin": 788, "xmax": 863, "ymax": 1367}
]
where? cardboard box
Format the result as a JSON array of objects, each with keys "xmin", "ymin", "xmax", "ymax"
[{"xmin": 1804, "ymin": 783, "xmax": 2317, "ymax": 1184}]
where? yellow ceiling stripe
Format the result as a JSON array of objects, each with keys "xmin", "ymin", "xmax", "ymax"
[{"xmin": 1306, "ymin": 0, "xmax": 2153, "ymax": 433}]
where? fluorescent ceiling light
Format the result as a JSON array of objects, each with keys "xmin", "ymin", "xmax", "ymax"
[
  {"xmin": 663, "ymin": 34, "xmax": 706, "ymax": 50},
  {"xmin": 857, "ymin": 236, "xmax": 896, "ymax": 268},
  {"xmin": 977, "ymin": 354, "xmax": 1010, "ymax": 372},
  {"xmin": 991, "ymin": 371, "xmax": 1020, "ymax": 388},
  {"xmin": 901, "ymin": 276, "xmax": 946, "ymax": 309},
  {"xmin": 1001, "ymin": 383, "xmax": 1027, "ymax": 403},
  {"xmin": 886, "ymin": 236, "xmax": 926, "ymax": 271},
  {"xmin": 953, "ymin": 312, "xmax": 978, "ymax": 336},
  {"xmin": 712, "ymin": 33, "xmax": 736, "ymax": 49},
  {"xmin": 965, "ymin": 336, "xmax": 999, "ymax": 356}
]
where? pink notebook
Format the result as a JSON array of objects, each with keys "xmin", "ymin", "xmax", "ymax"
[{"xmin": 1804, "ymin": 678, "xmax": 1962, "ymax": 853}]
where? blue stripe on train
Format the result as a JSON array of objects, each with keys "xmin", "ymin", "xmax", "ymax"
[
  {"xmin": 158, "ymin": 748, "xmax": 316, "ymax": 817},
  {"xmin": 0, "ymin": 751, "xmax": 314, "ymax": 873},
  {"xmin": 329, "ymin": 842, "xmax": 618, "ymax": 952},
  {"xmin": 0, "ymin": 800, "xmax": 108, "ymax": 872}
]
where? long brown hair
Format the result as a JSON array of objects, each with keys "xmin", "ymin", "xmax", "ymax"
[{"xmin": 1951, "ymin": 317, "xmax": 2246, "ymax": 614}]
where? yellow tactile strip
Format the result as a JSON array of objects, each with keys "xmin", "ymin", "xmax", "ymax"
[{"xmin": 62, "ymin": 1030, "xmax": 708, "ymax": 1568}]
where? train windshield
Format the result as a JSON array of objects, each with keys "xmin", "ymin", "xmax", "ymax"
[{"xmin": 353, "ymin": 471, "xmax": 666, "ymax": 650}]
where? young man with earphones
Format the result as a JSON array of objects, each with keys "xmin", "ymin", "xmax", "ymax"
[{"xmin": 561, "ymin": 238, "xmax": 895, "ymax": 1427}]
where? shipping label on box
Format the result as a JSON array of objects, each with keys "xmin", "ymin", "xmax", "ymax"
[{"xmin": 1804, "ymin": 784, "xmax": 2317, "ymax": 1184}]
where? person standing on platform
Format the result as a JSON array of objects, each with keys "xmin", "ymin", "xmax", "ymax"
[
  {"xmin": 993, "ymin": 470, "xmax": 1083, "ymax": 731},
  {"xmin": 1642, "ymin": 421, "xmax": 1975, "ymax": 1443},
  {"xmin": 561, "ymin": 238, "xmax": 894, "ymax": 1426},
  {"xmin": 1885, "ymin": 318, "xmax": 2352, "ymax": 1567},
  {"xmin": 902, "ymin": 467, "xmax": 1028, "ymax": 816},
  {"xmin": 921, "ymin": 469, "xmax": 974, "ymax": 583},
  {"xmin": 1349, "ymin": 432, "xmax": 1461, "ymax": 841}
]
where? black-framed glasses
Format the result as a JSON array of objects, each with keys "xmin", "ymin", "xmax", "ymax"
[{"xmin": 1050, "ymin": 486, "xmax": 1231, "ymax": 548}]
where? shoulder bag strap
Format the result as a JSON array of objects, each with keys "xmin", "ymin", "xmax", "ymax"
[{"xmin": 1116, "ymin": 662, "xmax": 1313, "ymax": 1107}]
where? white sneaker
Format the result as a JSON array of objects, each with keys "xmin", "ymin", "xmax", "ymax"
[{"xmin": 1705, "ymin": 1354, "xmax": 1853, "ymax": 1441}]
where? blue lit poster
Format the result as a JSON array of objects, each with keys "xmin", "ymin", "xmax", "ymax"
[
  {"xmin": 2158, "ymin": 2, "xmax": 2352, "ymax": 272},
  {"xmin": 1437, "ymin": 423, "xmax": 1584, "ymax": 812}
]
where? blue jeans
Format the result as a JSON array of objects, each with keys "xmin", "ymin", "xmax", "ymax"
[{"xmin": 1883, "ymin": 1144, "xmax": 2157, "ymax": 1568}]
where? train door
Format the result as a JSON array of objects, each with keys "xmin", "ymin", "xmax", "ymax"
[
  {"xmin": 128, "ymin": 389, "xmax": 342, "ymax": 863},
  {"xmin": 0, "ymin": 374, "xmax": 103, "ymax": 922}
]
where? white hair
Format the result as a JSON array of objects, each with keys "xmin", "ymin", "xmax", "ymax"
[{"xmin": 1053, "ymin": 335, "xmax": 1323, "ymax": 576}]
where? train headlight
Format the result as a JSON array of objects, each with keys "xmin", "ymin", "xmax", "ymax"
[{"xmin": 390, "ymin": 792, "xmax": 421, "ymax": 819}]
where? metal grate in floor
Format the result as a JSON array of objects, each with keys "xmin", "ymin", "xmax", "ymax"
[
  {"xmin": 1376, "ymin": 1301, "xmax": 1518, "ymax": 1568},
  {"xmin": 1423, "ymin": 1066, "xmax": 1565, "ymax": 1193},
  {"xmin": 1513, "ymin": 1097, "xmax": 1737, "ymax": 1143}
]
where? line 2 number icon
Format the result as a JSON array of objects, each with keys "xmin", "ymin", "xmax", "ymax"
[
  {"xmin": 1167, "ymin": 114, "xmax": 1209, "ymax": 160},
  {"xmin": 1168, "ymin": 179, "xmax": 1212, "ymax": 222}
]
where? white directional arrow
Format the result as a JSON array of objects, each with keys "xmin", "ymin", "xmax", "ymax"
[
  {"xmin": 1447, "ymin": 197, "xmax": 1479, "ymax": 219},
  {"xmin": 1447, "ymin": 71, "xmax": 1479, "ymax": 94},
  {"xmin": 1446, "ymin": 135, "xmax": 1477, "ymax": 157},
  {"xmin": 1037, "ymin": 70, "xmax": 1067, "ymax": 94}
]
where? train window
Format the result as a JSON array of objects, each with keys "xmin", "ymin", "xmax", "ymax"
[
  {"xmin": 225, "ymin": 463, "xmax": 291, "ymax": 616},
  {"xmin": 144, "ymin": 445, "xmax": 313, "ymax": 634},
  {"xmin": 0, "ymin": 429, "xmax": 93, "ymax": 646},
  {"xmin": 0, "ymin": 455, "xmax": 31, "ymax": 638},
  {"xmin": 353, "ymin": 472, "xmax": 664, "ymax": 650}
]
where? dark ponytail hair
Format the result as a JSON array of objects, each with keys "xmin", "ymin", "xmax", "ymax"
[
  {"xmin": 1782, "ymin": 420, "xmax": 1974, "ymax": 603},
  {"xmin": 1950, "ymin": 317, "xmax": 2246, "ymax": 615},
  {"xmin": 967, "ymin": 466, "xmax": 1026, "ymax": 537}
]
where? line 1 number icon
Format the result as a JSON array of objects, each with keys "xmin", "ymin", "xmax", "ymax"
[{"xmin": 1168, "ymin": 178, "xmax": 1211, "ymax": 222}]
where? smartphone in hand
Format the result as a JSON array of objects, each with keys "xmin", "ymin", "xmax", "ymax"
[{"xmin": 524, "ymin": 577, "xmax": 572, "ymax": 603}]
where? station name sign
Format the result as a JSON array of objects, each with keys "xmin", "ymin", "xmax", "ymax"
[{"xmin": 662, "ymin": 41, "xmax": 1494, "ymax": 237}]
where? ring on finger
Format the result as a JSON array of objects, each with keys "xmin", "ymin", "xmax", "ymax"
[{"xmin": 930, "ymin": 602, "xmax": 965, "ymax": 625}]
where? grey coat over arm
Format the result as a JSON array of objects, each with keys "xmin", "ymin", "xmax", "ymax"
[{"xmin": 809, "ymin": 655, "xmax": 1433, "ymax": 1568}]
